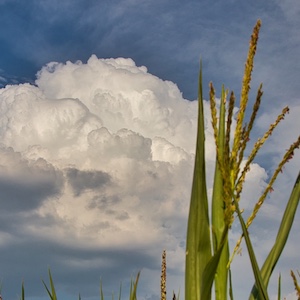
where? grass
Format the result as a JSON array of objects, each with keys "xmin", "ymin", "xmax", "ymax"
[
  {"xmin": 1, "ymin": 19, "xmax": 300, "ymax": 300},
  {"xmin": 16, "ymin": 270, "xmax": 140, "ymax": 300}
]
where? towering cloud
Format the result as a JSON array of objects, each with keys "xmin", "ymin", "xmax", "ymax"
[
  {"xmin": 0, "ymin": 55, "xmax": 201, "ymax": 299},
  {"xmin": 0, "ymin": 55, "xmax": 296, "ymax": 299}
]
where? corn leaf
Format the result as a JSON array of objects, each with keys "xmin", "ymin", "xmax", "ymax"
[
  {"xmin": 211, "ymin": 85, "xmax": 229, "ymax": 300},
  {"xmin": 100, "ymin": 279, "xmax": 104, "ymax": 300},
  {"xmin": 20, "ymin": 281, "xmax": 25, "ymax": 300},
  {"xmin": 42, "ymin": 269, "xmax": 57, "ymax": 300},
  {"xmin": 185, "ymin": 63, "xmax": 212, "ymax": 300},
  {"xmin": 129, "ymin": 271, "xmax": 140, "ymax": 300},
  {"xmin": 234, "ymin": 198, "xmax": 269, "ymax": 300},
  {"xmin": 277, "ymin": 274, "xmax": 281, "ymax": 300},
  {"xmin": 118, "ymin": 282, "xmax": 122, "ymax": 300},
  {"xmin": 201, "ymin": 227, "xmax": 229, "ymax": 299},
  {"xmin": 229, "ymin": 268, "xmax": 234, "ymax": 300},
  {"xmin": 249, "ymin": 171, "xmax": 300, "ymax": 299}
]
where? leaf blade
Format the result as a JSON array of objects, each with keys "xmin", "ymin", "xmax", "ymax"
[
  {"xmin": 185, "ymin": 62, "xmax": 212, "ymax": 300},
  {"xmin": 249, "ymin": 171, "xmax": 300, "ymax": 299}
]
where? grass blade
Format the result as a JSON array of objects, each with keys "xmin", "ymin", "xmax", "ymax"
[
  {"xmin": 118, "ymin": 282, "xmax": 122, "ymax": 300},
  {"xmin": 42, "ymin": 280, "xmax": 53, "ymax": 300},
  {"xmin": 49, "ymin": 269, "xmax": 57, "ymax": 300},
  {"xmin": 277, "ymin": 274, "xmax": 281, "ymax": 300},
  {"xmin": 19, "ymin": 281, "xmax": 25, "ymax": 300},
  {"xmin": 185, "ymin": 62, "xmax": 212, "ymax": 300},
  {"xmin": 42, "ymin": 269, "xmax": 57, "ymax": 300},
  {"xmin": 100, "ymin": 279, "xmax": 104, "ymax": 300},
  {"xmin": 22, "ymin": 282, "xmax": 25, "ymax": 300},
  {"xmin": 129, "ymin": 271, "xmax": 140, "ymax": 300}
]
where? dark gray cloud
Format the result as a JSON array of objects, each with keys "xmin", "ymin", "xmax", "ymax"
[
  {"xmin": 0, "ymin": 235, "xmax": 157, "ymax": 299},
  {"xmin": 0, "ymin": 176, "xmax": 59, "ymax": 211},
  {"xmin": 87, "ymin": 194, "xmax": 121, "ymax": 210},
  {"xmin": 65, "ymin": 168, "xmax": 111, "ymax": 196},
  {"xmin": 0, "ymin": 147, "xmax": 63, "ymax": 212},
  {"xmin": 87, "ymin": 195, "xmax": 130, "ymax": 221}
]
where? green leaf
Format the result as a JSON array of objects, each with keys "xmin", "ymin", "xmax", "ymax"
[
  {"xmin": 233, "ymin": 199, "xmax": 269, "ymax": 300},
  {"xmin": 277, "ymin": 274, "xmax": 281, "ymax": 300},
  {"xmin": 229, "ymin": 268, "xmax": 234, "ymax": 300},
  {"xmin": 249, "ymin": 171, "xmax": 300, "ymax": 299},
  {"xmin": 42, "ymin": 280, "xmax": 53, "ymax": 300},
  {"xmin": 185, "ymin": 62, "xmax": 212, "ymax": 300},
  {"xmin": 211, "ymin": 85, "xmax": 229, "ymax": 300},
  {"xmin": 201, "ymin": 227, "xmax": 229, "ymax": 299},
  {"xmin": 20, "ymin": 281, "xmax": 25, "ymax": 300},
  {"xmin": 129, "ymin": 271, "xmax": 140, "ymax": 300},
  {"xmin": 42, "ymin": 269, "xmax": 57, "ymax": 300},
  {"xmin": 118, "ymin": 282, "xmax": 122, "ymax": 300},
  {"xmin": 100, "ymin": 279, "xmax": 104, "ymax": 300}
]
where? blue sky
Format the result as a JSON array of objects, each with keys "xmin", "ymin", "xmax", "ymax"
[
  {"xmin": 0, "ymin": 1, "xmax": 299, "ymax": 300},
  {"xmin": 1, "ymin": 0, "xmax": 299, "ymax": 102}
]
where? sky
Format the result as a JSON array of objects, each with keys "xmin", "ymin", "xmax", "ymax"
[{"xmin": 0, "ymin": 1, "xmax": 299, "ymax": 299}]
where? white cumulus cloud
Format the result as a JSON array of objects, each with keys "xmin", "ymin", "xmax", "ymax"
[{"xmin": 0, "ymin": 55, "xmax": 298, "ymax": 300}]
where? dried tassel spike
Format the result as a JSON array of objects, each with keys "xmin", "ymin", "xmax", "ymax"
[
  {"xmin": 161, "ymin": 250, "xmax": 167, "ymax": 300},
  {"xmin": 290, "ymin": 270, "xmax": 300, "ymax": 299}
]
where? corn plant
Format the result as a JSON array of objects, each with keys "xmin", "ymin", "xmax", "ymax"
[
  {"xmin": 185, "ymin": 19, "xmax": 300, "ymax": 300},
  {"xmin": 42, "ymin": 269, "xmax": 57, "ymax": 300},
  {"xmin": 20, "ymin": 282, "xmax": 25, "ymax": 300},
  {"xmin": 99, "ymin": 272, "xmax": 140, "ymax": 300},
  {"xmin": 42, "ymin": 269, "xmax": 139, "ymax": 300},
  {"xmin": 129, "ymin": 272, "xmax": 140, "ymax": 300}
]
